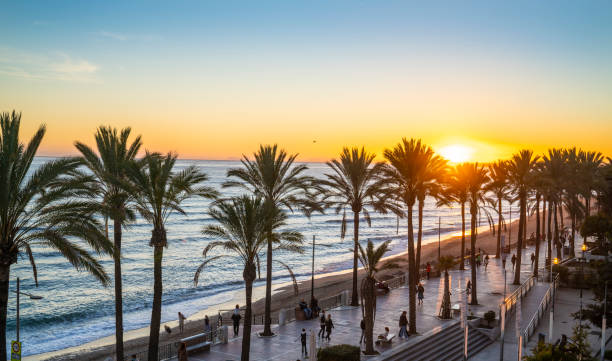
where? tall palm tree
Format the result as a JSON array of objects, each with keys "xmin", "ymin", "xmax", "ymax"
[
  {"xmin": 487, "ymin": 160, "xmax": 510, "ymax": 258},
  {"xmin": 464, "ymin": 163, "xmax": 490, "ymax": 305},
  {"xmin": 543, "ymin": 149, "xmax": 566, "ymax": 261},
  {"xmin": 358, "ymin": 240, "xmax": 397, "ymax": 355},
  {"xmin": 75, "ymin": 126, "xmax": 141, "ymax": 360},
  {"xmin": 224, "ymin": 144, "xmax": 314, "ymax": 336},
  {"xmin": 578, "ymin": 150, "xmax": 605, "ymax": 217},
  {"xmin": 438, "ymin": 255, "xmax": 457, "ymax": 319},
  {"xmin": 321, "ymin": 147, "xmax": 392, "ymax": 306},
  {"xmin": 507, "ymin": 150, "xmax": 539, "ymax": 285},
  {"xmin": 0, "ymin": 111, "xmax": 112, "ymax": 360},
  {"xmin": 195, "ymin": 196, "xmax": 302, "ymax": 361},
  {"xmin": 443, "ymin": 164, "xmax": 470, "ymax": 270},
  {"xmin": 415, "ymin": 152, "xmax": 448, "ymax": 270},
  {"xmin": 127, "ymin": 152, "xmax": 217, "ymax": 361},
  {"xmin": 382, "ymin": 138, "xmax": 429, "ymax": 334}
]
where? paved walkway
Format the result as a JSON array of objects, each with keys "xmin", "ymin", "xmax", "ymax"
[{"xmin": 188, "ymin": 244, "xmax": 541, "ymax": 360}]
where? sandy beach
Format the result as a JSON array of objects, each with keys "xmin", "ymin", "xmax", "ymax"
[{"xmin": 27, "ymin": 210, "xmax": 568, "ymax": 361}]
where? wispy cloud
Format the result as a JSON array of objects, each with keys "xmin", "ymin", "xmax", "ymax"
[
  {"xmin": 95, "ymin": 30, "xmax": 161, "ymax": 42},
  {"xmin": 96, "ymin": 31, "xmax": 128, "ymax": 41},
  {"xmin": 0, "ymin": 47, "xmax": 100, "ymax": 82}
]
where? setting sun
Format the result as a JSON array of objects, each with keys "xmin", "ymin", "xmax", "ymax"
[{"xmin": 438, "ymin": 144, "xmax": 474, "ymax": 163}]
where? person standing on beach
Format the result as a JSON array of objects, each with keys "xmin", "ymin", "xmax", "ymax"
[
  {"xmin": 360, "ymin": 319, "xmax": 366, "ymax": 343},
  {"xmin": 319, "ymin": 310, "xmax": 326, "ymax": 338},
  {"xmin": 325, "ymin": 314, "xmax": 334, "ymax": 341},
  {"xmin": 511, "ymin": 254, "xmax": 517, "ymax": 270},
  {"xmin": 399, "ymin": 311, "xmax": 408, "ymax": 338},
  {"xmin": 426, "ymin": 262, "xmax": 431, "ymax": 280},
  {"xmin": 417, "ymin": 283, "xmax": 425, "ymax": 305},
  {"xmin": 178, "ymin": 312, "xmax": 186, "ymax": 334},
  {"xmin": 231, "ymin": 304, "xmax": 241, "ymax": 336},
  {"xmin": 203, "ymin": 315, "xmax": 211, "ymax": 340}
]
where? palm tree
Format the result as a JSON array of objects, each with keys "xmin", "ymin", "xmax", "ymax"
[
  {"xmin": 507, "ymin": 150, "xmax": 539, "ymax": 285},
  {"xmin": 321, "ymin": 147, "xmax": 392, "ymax": 306},
  {"xmin": 75, "ymin": 126, "xmax": 141, "ymax": 360},
  {"xmin": 224, "ymin": 144, "xmax": 314, "ymax": 336},
  {"xmin": 443, "ymin": 164, "xmax": 470, "ymax": 270},
  {"xmin": 578, "ymin": 150, "xmax": 605, "ymax": 216},
  {"xmin": 438, "ymin": 255, "xmax": 457, "ymax": 319},
  {"xmin": 464, "ymin": 163, "xmax": 490, "ymax": 305},
  {"xmin": 415, "ymin": 152, "xmax": 448, "ymax": 270},
  {"xmin": 382, "ymin": 138, "xmax": 430, "ymax": 334},
  {"xmin": 0, "ymin": 111, "xmax": 113, "ymax": 360},
  {"xmin": 543, "ymin": 149, "xmax": 566, "ymax": 261},
  {"xmin": 195, "ymin": 196, "xmax": 302, "ymax": 361},
  {"xmin": 126, "ymin": 152, "xmax": 217, "ymax": 361},
  {"xmin": 357, "ymin": 240, "xmax": 397, "ymax": 355},
  {"xmin": 487, "ymin": 160, "xmax": 510, "ymax": 258}
]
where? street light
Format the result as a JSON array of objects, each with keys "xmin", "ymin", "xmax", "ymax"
[
  {"xmin": 549, "ymin": 257, "xmax": 558, "ymax": 342},
  {"xmin": 12, "ymin": 277, "xmax": 43, "ymax": 343},
  {"xmin": 579, "ymin": 244, "xmax": 587, "ymax": 330}
]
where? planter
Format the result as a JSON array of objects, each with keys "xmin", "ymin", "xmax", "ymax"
[
  {"xmin": 467, "ymin": 317, "xmax": 481, "ymax": 328},
  {"xmin": 474, "ymin": 318, "xmax": 500, "ymax": 340}
]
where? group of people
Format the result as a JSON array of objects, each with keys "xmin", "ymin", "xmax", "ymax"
[{"xmin": 298, "ymin": 297, "xmax": 320, "ymax": 319}]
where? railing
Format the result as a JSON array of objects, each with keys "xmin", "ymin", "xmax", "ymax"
[
  {"xmin": 123, "ymin": 341, "xmax": 178, "ymax": 361},
  {"xmin": 522, "ymin": 273, "xmax": 559, "ymax": 344},
  {"xmin": 499, "ymin": 275, "xmax": 536, "ymax": 328}
]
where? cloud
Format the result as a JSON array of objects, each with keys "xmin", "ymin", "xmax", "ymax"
[
  {"xmin": 0, "ymin": 47, "xmax": 100, "ymax": 82},
  {"xmin": 95, "ymin": 30, "xmax": 161, "ymax": 42},
  {"xmin": 96, "ymin": 31, "xmax": 128, "ymax": 41}
]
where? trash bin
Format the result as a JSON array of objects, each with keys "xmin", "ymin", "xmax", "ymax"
[{"xmin": 538, "ymin": 333, "xmax": 545, "ymax": 344}]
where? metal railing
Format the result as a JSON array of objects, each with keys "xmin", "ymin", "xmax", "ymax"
[
  {"xmin": 522, "ymin": 273, "xmax": 559, "ymax": 344},
  {"xmin": 499, "ymin": 275, "xmax": 536, "ymax": 327}
]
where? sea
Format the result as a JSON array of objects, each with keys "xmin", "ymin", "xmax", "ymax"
[{"xmin": 9, "ymin": 158, "xmax": 511, "ymax": 356}]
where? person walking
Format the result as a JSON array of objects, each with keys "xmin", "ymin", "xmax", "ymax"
[
  {"xmin": 318, "ymin": 310, "xmax": 326, "ymax": 338},
  {"xmin": 298, "ymin": 328, "xmax": 308, "ymax": 357},
  {"xmin": 399, "ymin": 311, "xmax": 408, "ymax": 338},
  {"xmin": 484, "ymin": 254, "xmax": 489, "ymax": 271},
  {"xmin": 231, "ymin": 304, "xmax": 241, "ymax": 336},
  {"xmin": 466, "ymin": 280, "xmax": 472, "ymax": 297},
  {"xmin": 360, "ymin": 319, "xmax": 365, "ymax": 343},
  {"xmin": 417, "ymin": 283, "xmax": 425, "ymax": 305},
  {"xmin": 511, "ymin": 253, "xmax": 517, "ymax": 270},
  {"xmin": 426, "ymin": 262, "xmax": 431, "ymax": 280},
  {"xmin": 325, "ymin": 314, "xmax": 334, "ymax": 342},
  {"xmin": 530, "ymin": 252, "xmax": 535, "ymax": 268},
  {"xmin": 178, "ymin": 312, "xmax": 186, "ymax": 334}
]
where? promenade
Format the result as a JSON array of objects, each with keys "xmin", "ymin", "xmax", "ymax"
[{"xmin": 187, "ymin": 244, "xmax": 540, "ymax": 360}]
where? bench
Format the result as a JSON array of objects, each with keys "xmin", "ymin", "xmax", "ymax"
[
  {"xmin": 180, "ymin": 333, "xmax": 212, "ymax": 355},
  {"xmin": 295, "ymin": 307, "xmax": 307, "ymax": 321},
  {"xmin": 452, "ymin": 303, "xmax": 461, "ymax": 317},
  {"xmin": 375, "ymin": 333, "xmax": 395, "ymax": 346}
]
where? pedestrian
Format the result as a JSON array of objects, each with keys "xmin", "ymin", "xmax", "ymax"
[
  {"xmin": 177, "ymin": 342, "xmax": 188, "ymax": 361},
  {"xmin": 476, "ymin": 253, "xmax": 481, "ymax": 269},
  {"xmin": 417, "ymin": 283, "xmax": 425, "ymax": 305},
  {"xmin": 318, "ymin": 310, "xmax": 326, "ymax": 338},
  {"xmin": 426, "ymin": 262, "xmax": 431, "ymax": 280},
  {"xmin": 466, "ymin": 280, "xmax": 471, "ymax": 296},
  {"xmin": 298, "ymin": 328, "xmax": 308, "ymax": 357},
  {"xmin": 325, "ymin": 313, "xmax": 334, "ymax": 341},
  {"xmin": 484, "ymin": 254, "xmax": 489, "ymax": 271},
  {"xmin": 231, "ymin": 304, "xmax": 241, "ymax": 336},
  {"xmin": 310, "ymin": 296, "xmax": 320, "ymax": 317},
  {"xmin": 511, "ymin": 254, "xmax": 517, "ymax": 270},
  {"xmin": 530, "ymin": 253, "xmax": 535, "ymax": 268},
  {"xmin": 399, "ymin": 311, "xmax": 408, "ymax": 338},
  {"xmin": 178, "ymin": 312, "xmax": 186, "ymax": 334},
  {"xmin": 203, "ymin": 315, "xmax": 211, "ymax": 340},
  {"xmin": 360, "ymin": 319, "xmax": 365, "ymax": 343}
]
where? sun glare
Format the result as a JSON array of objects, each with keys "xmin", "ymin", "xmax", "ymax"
[{"xmin": 438, "ymin": 144, "xmax": 474, "ymax": 164}]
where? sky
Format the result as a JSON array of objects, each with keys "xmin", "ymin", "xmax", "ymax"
[{"xmin": 1, "ymin": 1, "xmax": 611, "ymax": 162}]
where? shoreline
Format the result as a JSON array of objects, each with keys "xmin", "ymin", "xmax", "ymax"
[{"xmin": 27, "ymin": 210, "xmax": 565, "ymax": 361}]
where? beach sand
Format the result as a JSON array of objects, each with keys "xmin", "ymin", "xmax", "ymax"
[{"xmin": 27, "ymin": 210, "xmax": 569, "ymax": 361}]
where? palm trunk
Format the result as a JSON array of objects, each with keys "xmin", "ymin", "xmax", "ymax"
[
  {"xmin": 0, "ymin": 264, "xmax": 10, "ymax": 361},
  {"xmin": 363, "ymin": 277, "xmax": 376, "ymax": 354},
  {"xmin": 416, "ymin": 198, "xmax": 424, "ymax": 279},
  {"xmin": 513, "ymin": 195, "xmax": 525, "ymax": 285},
  {"xmin": 541, "ymin": 198, "xmax": 546, "ymax": 243},
  {"xmin": 262, "ymin": 229, "xmax": 273, "ymax": 336},
  {"xmin": 148, "ymin": 245, "xmax": 164, "ymax": 361},
  {"xmin": 559, "ymin": 203, "xmax": 564, "ymax": 231},
  {"xmin": 470, "ymin": 201, "xmax": 478, "ymax": 305},
  {"xmin": 407, "ymin": 204, "xmax": 417, "ymax": 334},
  {"xmin": 460, "ymin": 202, "xmax": 466, "ymax": 270},
  {"xmin": 523, "ymin": 209, "xmax": 527, "ymax": 249},
  {"xmin": 351, "ymin": 211, "xmax": 359, "ymax": 306},
  {"xmin": 441, "ymin": 271, "xmax": 451, "ymax": 319},
  {"xmin": 496, "ymin": 197, "xmax": 502, "ymax": 258},
  {"xmin": 534, "ymin": 194, "xmax": 541, "ymax": 277},
  {"xmin": 554, "ymin": 202, "xmax": 561, "ymax": 259},
  {"xmin": 570, "ymin": 214, "xmax": 576, "ymax": 258},
  {"xmin": 241, "ymin": 263, "xmax": 256, "ymax": 361},
  {"xmin": 113, "ymin": 218, "xmax": 124, "ymax": 361},
  {"xmin": 547, "ymin": 200, "xmax": 553, "ymax": 267}
]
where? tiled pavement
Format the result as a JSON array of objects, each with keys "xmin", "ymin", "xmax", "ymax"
[{"xmin": 188, "ymin": 243, "xmax": 548, "ymax": 360}]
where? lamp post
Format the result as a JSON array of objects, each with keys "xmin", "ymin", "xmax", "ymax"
[
  {"xmin": 12, "ymin": 277, "xmax": 43, "ymax": 343},
  {"xmin": 310, "ymin": 235, "xmax": 315, "ymax": 304},
  {"xmin": 549, "ymin": 257, "xmax": 558, "ymax": 342},
  {"xmin": 500, "ymin": 255, "xmax": 507, "ymax": 361},
  {"xmin": 580, "ymin": 244, "xmax": 586, "ymax": 330}
]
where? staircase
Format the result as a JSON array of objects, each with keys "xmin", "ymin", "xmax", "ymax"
[{"xmin": 382, "ymin": 322, "xmax": 493, "ymax": 361}]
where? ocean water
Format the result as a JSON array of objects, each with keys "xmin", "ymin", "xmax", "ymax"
[{"xmin": 8, "ymin": 159, "xmax": 511, "ymax": 356}]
